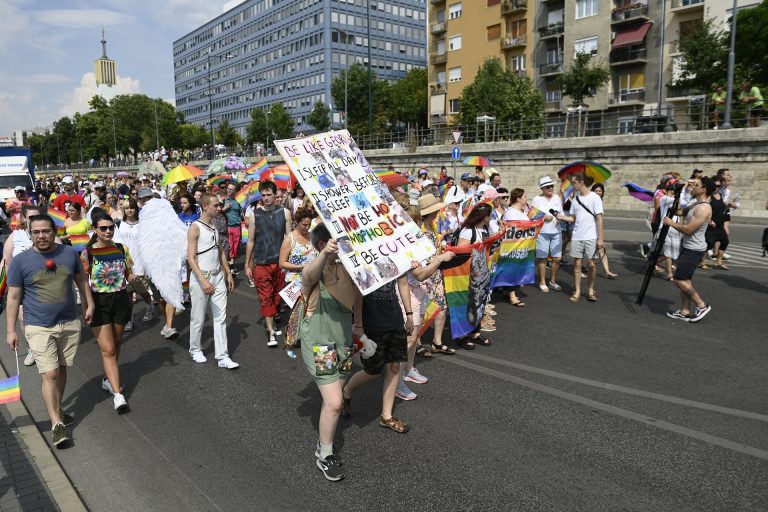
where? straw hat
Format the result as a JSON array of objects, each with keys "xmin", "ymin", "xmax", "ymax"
[{"xmin": 418, "ymin": 194, "xmax": 445, "ymax": 216}]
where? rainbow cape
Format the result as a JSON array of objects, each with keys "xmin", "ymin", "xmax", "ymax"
[
  {"xmin": 69, "ymin": 234, "xmax": 91, "ymax": 252},
  {"xmin": 490, "ymin": 219, "xmax": 543, "ymax": 288},
  {"xmin": 0, "ymin": 375, "xmax": 20, "ymax": 404},
  {"xmin": 48, "ymin": 208, "xmax": 67, "ymax": 227},
  {"xmin": 418, "ymin": 298, "xmax": 442, "ymax": 338},
  {"xmin": 443, "ymin": 230, "xmax": 504, "ymax": 339}
]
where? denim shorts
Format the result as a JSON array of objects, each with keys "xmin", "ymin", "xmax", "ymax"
[{"xmin": 536, "ymin": 232, "xmax": 562, "ymax": 259}]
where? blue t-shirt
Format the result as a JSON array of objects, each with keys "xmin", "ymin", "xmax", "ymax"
[
  {"xmin": 178, "ymin": 210, "xmax": 200, "ymax": 227},
  {"xmin": 7, "ymin": 244, "xmax": 83, "ymax": 327},
  {"xmin": 224, "ymin": 198, "xmax": 242, "ymax": 227}
]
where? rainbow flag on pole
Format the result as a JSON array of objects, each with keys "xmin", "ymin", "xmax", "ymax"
[
  {"xmin": 490, "ymin": 219, "xmax": 543, "ymax": 288},
  {"xmin": 273, "ymin": 165, "xmax": 291, "ymax": 184},
  {"xmin": 418, "ymin": 298, "xmax": 443, "ymax": 338},
  {"xmin": 69, "ymin": 234, "xmax": 91, "ymax": 252},
  {"xmin": 561, "ymin": 179, "xmax": 574, "ymax": 202},
  {"xmin": 443, "ymin": 231, "xmax": 504, "ymax": 339},
  {"xmin": 235, "ymin": 182, "xmax": 260, "ymax": 207},
  {"xmin": 247, "ymin": 157, "xmax": 269, "ymax": 177},
  {"xmin": 48, "ymin": 208, "xmax": 67, "ymax": 227},
  {"xmin": 0, "ymin": 375, "xmax": 20, "ymax": 404},
  {"xmin": 527, "ymin": 206, "xmax": 546, "ymax": 221}
]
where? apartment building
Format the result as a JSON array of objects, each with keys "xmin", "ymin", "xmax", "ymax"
[
  {"xmin": 173, "ymin": 0, "xmax": 427, "ymax": 137},
  {"xmin": 427, "ymin": 0, "xmax": 536, "ymax": 127}
]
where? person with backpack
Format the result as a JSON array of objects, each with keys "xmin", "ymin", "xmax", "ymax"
[{"xmin": 80, "ymin": 211, "xmax": 133, "ymax": 413}]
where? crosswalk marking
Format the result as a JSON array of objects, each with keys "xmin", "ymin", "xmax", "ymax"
[{"xmin": 713, "ymin": 243, "xmax": 768, "ymax": 268}]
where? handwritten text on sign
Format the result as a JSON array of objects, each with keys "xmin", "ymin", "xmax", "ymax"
[{"xmin": 275, "ymin": 130, "xmax": 435, "ymax": 294}]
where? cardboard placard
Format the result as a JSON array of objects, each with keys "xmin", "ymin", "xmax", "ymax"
[{"xmin": 279, "ymin": 279, "xmax": 303, "ymax": 309}]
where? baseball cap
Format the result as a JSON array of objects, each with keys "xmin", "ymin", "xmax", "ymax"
[
  {"xmin": 137, "ymin": 187, "xmax": 154, "ymax": 199},
  {"xmin": 13, "ymin": 186, "xmax": 25, "ymax": 192},
  {"xmin": 95, "ymin": 181, "xmax": 105, "ymax": 188},
  {"xmin": 460, "ymin": 172, "xmax": 472, "ymax": 181},
  {"xmin": 444, "ymin": 185, "xmax": 466, "ymax": 204},
  {"xmin": 61, "ymin": 176, "xmax": 73, "ymax": 184}
]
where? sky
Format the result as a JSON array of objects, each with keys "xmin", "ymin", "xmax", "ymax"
[{"xmin": 0, "ymin": 0, "xmax": 229, "ymax": 136}]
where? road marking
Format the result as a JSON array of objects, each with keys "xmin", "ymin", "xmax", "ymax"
[
  {"xmin": 441, "ymin": 356, "xmax": 768, "ymax": 461},
  {"xmin": 458, "ymin": 351, "xmax": 768, "ymax": 422}
]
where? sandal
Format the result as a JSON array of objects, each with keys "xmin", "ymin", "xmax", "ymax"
[
  {"xmin": 713, "ymin": 264, "xmax": 729, "ymax": 271},
  {"xmin": 699, "ymin": 263, "xmax": 710, "ymax": 269},
  {"xmin": 510, "ymin": 299, "xmax": 526, "ymax": 307},
  {"xmin": 379, "ymin": 415, "xmax": 409, "ymax": 434},
  {"xmin": 472, "ymin": 334, "xmax": 492, "ymax": 346},
  {"xmin": 415, "ymin": 345, "xmax": 433, "ymax": 358},
  {"xmin": 431, "ymin": 343, "xmax": 456, "ymax": 355},
  {"xmin": 569, "ymin": 292, "xmax": 580, "ymax": 303},
  {"xmin": 587, "ymin": 290, "xmax": 597, "ymax": 302},
  {"xmin": 605, "ymin": 272, "xmax": 618, "ymax": 279},
  {"xmin": 457, "ymin": 337, "xmax": 475, "ymax": 350}
]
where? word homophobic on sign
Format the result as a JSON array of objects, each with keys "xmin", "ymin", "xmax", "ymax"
[{"xmin": 275, "ymin": 130, "xmax": 436, "ymax": 295}]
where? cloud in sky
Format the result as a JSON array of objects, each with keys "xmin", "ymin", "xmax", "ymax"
[
  {"xmin": 12, "ymin": 74, "xmax": 74, "ymax": 85},
  {"xmin": 59, "ymin": 72, "xmax": 142, "ymax": 118},
  {"xmin": 36, "ymin": 9, "xmax": 135, "ymax": 29}
]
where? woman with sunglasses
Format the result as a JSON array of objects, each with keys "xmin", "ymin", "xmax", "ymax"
[{"xmin": 81, "ymin": 212, "xmax": 135, "ymax": 413}]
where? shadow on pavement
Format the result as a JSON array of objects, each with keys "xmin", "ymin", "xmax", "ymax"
[{"xmin": 709, "ymin": 273, "xmax": 768, "ymax": 294}]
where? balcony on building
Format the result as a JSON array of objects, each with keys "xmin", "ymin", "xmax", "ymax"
[
  {"xmin": 666, "ymin": 84, "xmax": 704, "ymax": 101},
  {"xmin": 430, "ymin": 0, "xmax": 445, "ymax": 5},
  {"xmin": 611, "ymin": 3, "xmax": 649, "ymax": 25},
  {"xmin": 430, "ymin": 52, "xmax": 447, "ymax": 65},
  {"xmin": 430, "ymin": 83, "xmax": 448, "ymax": 95},
  {"xmin": 431, "ymin": 114, "xmax": 448, "ymax": 125},
  {"xmin": 610, "ymin": 46, "xmax": 648, "ymax": 65},
  {"xmin": 501, "ymin": 34, "xmax": 527, "ymax": 50},
  {"xmin": 501, "ymin": 0, "xmax": 527, "ymax": 15},
  {"xmin": 539, "ymin": 21, "xmax": 565, "ymax": 39},
  {"xmin": 671, "ymin": 0, "xmax": 704, "ymax": 13},
  {"xmin": 539, "ymin": 61, "xmax": 564, "ymax": 76},
  {"xmin": 608, "ymin": 89, "xmax": 646, "ymax": 106},
  {"xmin": 431, "ymin": 21, "xmax": 447, "ymax": 35},
  {"xmin": 610, "ymin": 22, "xmax": 651, "ymax": 66}
]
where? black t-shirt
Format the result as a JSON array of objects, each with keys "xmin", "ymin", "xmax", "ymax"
[
  {"xmin": 118, "ymin": 184, "xmax": 131, "ymax": 196},
  {"xmin": 362, "ymin": 280, "xmax": 403, "ymax": 332}
]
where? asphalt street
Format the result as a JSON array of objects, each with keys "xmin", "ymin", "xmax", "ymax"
[{"xmin": 1, "ymin": 218, "xmax": 767, "ymax": 511}]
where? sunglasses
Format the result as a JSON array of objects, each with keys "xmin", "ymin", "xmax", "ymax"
[
  {"xmin": 97, "ymin": 225, "xmax": 115, "ymax": 232},
  {"xmin": 543, "ymin": 185, "xmax": 555, "ymax": 189}
]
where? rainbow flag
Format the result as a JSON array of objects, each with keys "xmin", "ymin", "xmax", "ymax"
[
  {"xmin": 0, "ymin": 265, "xmax": 6, "ymax": 297},
  {"xmin": 88, "ymin": 245, "xmax": 125, "ymax": 262},
  {"xmin": 241, "ymin": 221, "xmax": 249, "ymax": 244},
  {"xmin": 561, "ymin": 179, "xmax": 574, "ymax": 202},
  {"xmin": 235, "ymin": 182, "xmax": 260, "ymax": 207},
  {"xmin": 247, "ymin": 157, "xmax": 269, "ymax": 177},
  {"xmin": 0, "ymin": 375, "xmax": 20, "ymax": 404},
  {"xmin": 490, "ymin": 219, "xmax": 543, "ymax": 288},
  {"xmin": 417, "ymin": 298, "xmax": 442, "ymax": 338},
  {"xmin": 623, "ymin": 183, "xmax": 655, "ymax": 203},
  {"xmin": 443, "ymin": 230, "xmax": 504, "ymax": 339},
  {"xmin": 69, "ymin": 234, "xmax": 91, "ymax": 252},
  {"xmin": 48, "ymin": 208, "xmax": 67, "ymax": 227},
  {"xmin": 273, "ymin": 166, "xmax": 291, "ymax": 183},
  {"xmin": 182, "ymin": 281, "xmax": 189, "ymax": 295},
  {"xmin": 527, "ymin": 206, "xmax": 546, "ymax": 221}
]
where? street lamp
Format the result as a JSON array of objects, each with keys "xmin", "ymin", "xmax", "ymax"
[
  {"xmin": 336, "ymin": 29, "xmax": 352, "ymax": 130},
  {"xmin": 111, "ymin": 112, "xmax": 118, "ymax": 159},
  {"xmin": 206, "ymin": 54, "xmax": 215, "ymax": 148},
  {"xmin": 366, "ymin": 0, "xmax": 372, "ymax": 134},
  {"xmin": 265, "ymin": 109, "xmax": 271, "ymax": 154}
]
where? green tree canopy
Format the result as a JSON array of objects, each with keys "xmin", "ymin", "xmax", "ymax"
[
  {"xmin": 178, "ymin": 124, "xmax": 209, "ymax": 149},
  {"xmin": 457, "ymin": 58, "xmax": 545, "ymax": 135},
  {"xmin": 247, "ymin": 104, "xmax": 295, "ymax": 146},
  {"xmin": 387, "ymin": 67, "xmax": 428, "ymax": 128},
  {"xmin": 307, "ymin": 101, "xmax": 331, "ymax": 132},
  {"xmin": 216, "ymin": 119, "xmax": 243, "ymax": 147},
  {"xmin": 557, "ymin": 53, "xmax": 610, "ymax": 107},
  {"xmin": 674, "ymin": 18, "xmax": 727, "ymax": 92},
  {"xmin": 330, "ymin": 63, "xmax": 390, "ymax": 134},
  {"xmin": 734, "ymin": 1, "xmax": 768, "ymax": 86}
]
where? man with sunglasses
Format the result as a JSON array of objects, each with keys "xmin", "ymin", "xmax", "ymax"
[
  {"xmin": 5, "ymin": 214, "xmax": 94, "ymax": 448},
  {"xmin": 532, "ymin": 176, "xmax": 564, "ymax": 292},
  {"xmin": 51, "ymin": 177, "xmax": 86, "ymax": 213}
]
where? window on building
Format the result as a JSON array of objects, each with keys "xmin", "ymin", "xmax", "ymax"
[
  {"xmin": 449, "ymin": 35, "xmax": 462, "ymax": 51},
  {"xmin": 574, "ymin": 36, "xmax": 598, "ymax": 58},
  {"xmin": 437, "ymin": 70, "xmax": 446, "ymax": 85},
  {"xmin": 618, "ymin": 117, "xmax": 634, "ymax": 134},
  {"xmin": 437, "ymin": 39, "xmax": 446, "ymax": 54},
  {"xmin": 617, "ymin": 72, "xmax": 645, "ymax": 91},
  {"xmin": 449, "ymin": 3, "xmax": 462, "ymax": 19},
  {"xmin": 449, "ymin": 66, "xmax": 462, "ymax": 82},
  {"xmin": 487, "ymin": 24, "xmax": 501, "ymax": 41},
  {"xmin": 545, "ymin": 89, "xmax": 562, "ymax": 102},
  {"xmin": 436, "ymin": 9, "xmax": 446, "ymax": 23},
  {"xmin": 576, "ymin": 0, "xmax": 598, "ymax": 19},
  {"xmin": 449, "ymin": 98, "xmax": 460, "ymax": 113},
  {"xmin": 678, "ymin": 19, "xmax": 702, "ymax": 40},
  {"xmin": 507, "ymin": 19, "xmax": 527, "ymax": 37},
  {"xmin": 509, "ymin": 55, "xmax": 526, "ymax": 72},
  {"xmin": 546, "ymin": 48, "xmax": 562, "ymax": 64}
]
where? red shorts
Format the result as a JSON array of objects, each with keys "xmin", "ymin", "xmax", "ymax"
[{"xmin": 253, "ymin": 263, "xmax": 284, "ymax": 317}]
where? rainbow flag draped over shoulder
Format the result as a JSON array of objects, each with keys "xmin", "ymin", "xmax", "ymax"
[
  {"xmin": 490, "ymin": 219, "xmax": 544, "ymax": 288},
  {"xmin": 69, "ymin": 234, "xmax": 91, "ymax": 252},
  {"xmin": 443, "ymin": 231, "xmax": 504, "ymax": 339},
  {"xmin": 241, "ymin": 221, "xmax": 249, "ymax": 244},
  {"xmin": 0, "ymin": 375, "xmax": 20, "ymax": 404}
]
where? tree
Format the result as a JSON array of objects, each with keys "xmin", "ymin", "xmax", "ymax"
[
  {"xmin": 674, "ymin": 18, "xmax": 727, "ymax": 92},
  {"xmin": 267, "ymin": 103, "xmax": 295, "ymax": 140},
  {"xmin": 387, "ymin": 67, "xmax": 428, "ymax": 128},
  {"xmin": 307, "ymin": 101, "xmax": 331, "ymax": 132},
  {"xmin": 246, "ymin": 108, "xmax": 268, "ymax": 145},
  {"xmin": 734, "ymin": 1, "xmax": 768, "ymax": 86},
  {"xmin": 457, "ymin": 58, "xmax": 545, "ymax": 137},
  {"xmin": 178, "ymin": 123, "xmax": 209, "ymax": 149},
  {"xmin": 216, "ymin": 119, "xmax": 242, "ymax": 147},
  {"xmin": 330, "ymin": 63, "xmax": 390, "ymax": 134},
  {"xmin": 557, "ymin": 53, "xmax": 610, "ymax": 107}
]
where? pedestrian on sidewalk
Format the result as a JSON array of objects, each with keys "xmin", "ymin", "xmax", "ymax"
[
  {"xmin": 186, "ymin": 193, "xmax": 239, "ymax": 369},
  {"xmin": 5, "ymin": 214, "xmax": 94, "ymax": 448}
]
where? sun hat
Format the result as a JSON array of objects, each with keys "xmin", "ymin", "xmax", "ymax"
[
  {"xmin": 444, "ymin": 185, "xmax": 466, "ymax": 204},
  {"xmin": 418, "ymin": 168, "xmax": 428, "ymax": 176},
  {"xmin": 539, "ymin": 176, "xmax": 555, "ymax": 188},
  {"xmin": 418, "ymin": 194, "xmax": 445, "ymax": 216}
]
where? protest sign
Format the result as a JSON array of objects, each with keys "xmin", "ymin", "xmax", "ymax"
[
  {"xmin": 274, "ymin": 130, "xmax": 435, "ymax": 294},
  {"xmin": 490, "ymin": 219, "xmax": 543, "ymax": 288},
  {"xmin": 279, "ymin": 279, "xmax": 304, "ymax": 309}
]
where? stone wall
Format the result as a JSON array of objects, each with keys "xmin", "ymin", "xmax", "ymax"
[{"xmin": 359, "ymin": 127, "xmax": 768, "ymax": 221}]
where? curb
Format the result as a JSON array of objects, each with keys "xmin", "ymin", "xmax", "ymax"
[{"xmin": 0, "ymin": 356, "xmax": 88, "ymax": 512}]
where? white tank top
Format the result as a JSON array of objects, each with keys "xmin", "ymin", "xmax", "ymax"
[
  {"xmin": 12, "ymin": 230, "xmax": 32, "ymax": 257},
  {"xmin": 194, "ymin": 220, "xmax": 220, "ymax": 272}
]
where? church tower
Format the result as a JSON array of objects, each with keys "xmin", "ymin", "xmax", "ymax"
[{"xmin": 94, "ymin": 27, "xmax": 117, "ymax": 87}]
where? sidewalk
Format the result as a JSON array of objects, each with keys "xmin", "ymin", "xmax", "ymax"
[{"xmin": 0, "ymin": 354, "xmax": 87, "ymax": 512}]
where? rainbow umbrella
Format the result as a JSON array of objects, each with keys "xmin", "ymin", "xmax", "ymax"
[
  {"xmin": 557, "ymin": 161, "xmax": 612, "ymax": 185},
  {"xmin": 462, "ymin": 156, "xmax": 493, "ymax": 167},
  {"xmin": 161, "ymin": 164, "xmax": 204, "ymax": 186},
  {"xmin": 373, "ymin": 169, "xmax": 409, "ymax": 188}
]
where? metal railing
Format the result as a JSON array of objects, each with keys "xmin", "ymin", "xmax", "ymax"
[
  {"xmin": 430, "ymin": 84, "xmax": 448, "ymax": 95},
  {"xmin": 501, "ymin": 0, "xmax": 527, "ymax": 15},
  {"xmin": 608, "ymin": 89, "xmax": 646, "ymax": 105},
  {"xmin": 539, "ymin": 23, "xmax": 564, "ymax": 38},
  {"xmin": 430, "ymin": 21, "xmax": 446, "ymax": 34},
  {"xmin": 501, "ymin": 34, "xmax": 527, "ymax": 49},
  {"xmin": 610, "ymin": 47, "xmax": 647, "ymax": 64},
  {"xmin": 671, "ymin": 0, "xmax": 703, "ymax": 9},
  {"xmin": 430, "ymin": 52, "xmax": 447, "ymax": 65},
  {"xmin": 611, "ymin": 4, "xmax": 649, "ymax": 23},
  {"xmin": 539, "ymin": 61, "xmax": 564, "ymax": 75}
]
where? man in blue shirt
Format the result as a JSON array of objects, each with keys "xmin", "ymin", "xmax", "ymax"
[
  {"xmin": 221, "ymin": 182, "xmax": 243, "ymax": 274},
  {"xmin": 5, "ymin": 215, "xmax": 94, "ymax": 448}
]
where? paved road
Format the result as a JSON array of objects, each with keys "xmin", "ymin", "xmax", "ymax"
[{"xmin": 1, "ymin": 218, "xmax": 767, "ymax": 511}]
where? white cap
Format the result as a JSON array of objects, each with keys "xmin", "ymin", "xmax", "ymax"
[
  {"xmin": 477, "ymin": 183, "xmax": 498, "ymax": 200},
  {"xmin": 444, "ymin": 185, "xmax": 466, "ymax": 204},
  {"xmin": 422, "ymin": 179, "xmax": 434, "ymax": 187},
  {"xmin": 61, "ymin": 176, "xmax": 73, "ymax": 184},
  {"xmin": 14, "ymin": 186, "xmax": 25, "ymax": 192}
]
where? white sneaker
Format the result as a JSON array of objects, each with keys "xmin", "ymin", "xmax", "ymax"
[
  {"xmin": 218, "ymin": 357, "xmax": 240, "ymax": 369},
  {"xmin": 273, "ymin": 328, "xmax": 283, "ymax": 336},
  {"xmin": 539, "ymin": 284, "xmax": 549, "ymax": 292},
  {"xmin": 395, "ymin": 381, "xmax": 417, "ymax": 400},
  {"xmin": 142, "ymin": 305, "xmax": 154, "ymax": 322},
  {"xmin": 163, "ymin": 326, "xmax": 179, "ymax": 340},
  {"xmin": 125, "ymin": 320, "xmax": 133, "ymax": 332},
  {"xmin": 267, "ymin": 330, "xmax": 278, "ymax": 347},
  {"xmin": 548, "ymin": 282, "xmax": 562, "ymax": 291},
  {"xmin": 723, "ymin": 252, "xmax": 730, "ymax": 260},
  {"xmin": 102, "ymin": 377, "xmax": 114, "ymax": 394},
  {"xmin": 247, "ymin": 278, "xmax": 255, "ymax": 288},
  {"xmin": 404, "ymin": 367, "xmax": 428, "ymax": 384},
  {"xmin": 191, "ymin": 352, "xmax": 207, "ymax": 364},
  {"xmin": 113, "ymin": 393, "xmax": 129, "ymax": 413},
  {"xmin": 23, "ymin": 349, "xmax": 35, "ymax": 366}
]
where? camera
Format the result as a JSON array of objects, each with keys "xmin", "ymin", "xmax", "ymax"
[{"xmin": 549, "ymin": 209, "xmax": 560, "ymax": 217}]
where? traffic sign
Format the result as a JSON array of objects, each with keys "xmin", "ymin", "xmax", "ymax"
[
  {"xmin": 452, "ymin": 131, "xmax": 462, "ymax": 144},
  {"xmin": 451, "ymin": 146, "xmax": 461, "ymax": 160}
]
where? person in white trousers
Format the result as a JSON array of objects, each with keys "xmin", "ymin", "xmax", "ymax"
[{"xmin": 186, "ymin": 193, "xmax": 239, "ymax": 369}]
